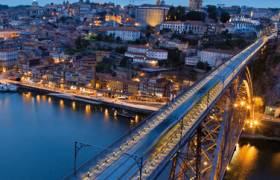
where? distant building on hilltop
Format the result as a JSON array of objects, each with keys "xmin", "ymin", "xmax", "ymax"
[
  {"xmin": 156, "ymin": 0, "xmax": 161, "ymax": 5},
  {"xmin": 136, "ymin": 5, "xmax": 169, "ymax": 27},
  {"xmin": 189, "ymin": 0, "xmax": 203, "ymax": 11}
]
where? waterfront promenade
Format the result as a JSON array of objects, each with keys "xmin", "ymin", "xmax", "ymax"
[
  {"xmin": 241, "ymin": 113, "xmax": 280, "ymax": 141},
  {"xmin": 0, "ymin": 79, "xmax": 160, "ymax": 113}
]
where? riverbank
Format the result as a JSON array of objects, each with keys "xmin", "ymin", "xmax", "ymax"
[{"xmin": 2, "ymin": 79, "xmax": 160, "ymax": 113}]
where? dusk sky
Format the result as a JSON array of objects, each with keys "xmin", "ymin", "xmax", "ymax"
[{"xmin": 1, "ymin": 0, "xmax": 280, "ymax": 8}]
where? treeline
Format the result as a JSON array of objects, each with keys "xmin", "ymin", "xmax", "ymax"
[
  {"xmin": 166, "ymin": 5, "xmax": 230, "ymax": 23},
  {"xmin": 0, "ymin": 4, "xmax": 9, "ymax": 10},
  {"xmin": 166, "ymin": 6, "xmax": 206, "ymax": 21}
]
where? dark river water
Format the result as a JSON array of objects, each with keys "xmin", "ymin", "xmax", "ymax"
[
  {"xmin": 224, "ymin": 138, "xmax": 280, "ymax": 180},
  {"xmin": 0, "ymin": 92, "xmax": 145, "ymax": 180}
]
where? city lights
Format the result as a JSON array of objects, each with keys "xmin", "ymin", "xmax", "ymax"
[{"xmin": 0, "ymin": 0, "xmax": 277, "ymax": 179}]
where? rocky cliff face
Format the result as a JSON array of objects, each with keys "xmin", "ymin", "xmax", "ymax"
[{"xmin": 252, "ymin": 40, "xmax": 280, "ymax": 106}]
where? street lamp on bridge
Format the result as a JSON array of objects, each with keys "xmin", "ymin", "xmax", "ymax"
[
  {"xmin": 123, "ymin": 153, "xmax": 143, "ymax": 180},
  {"xmin": 73, "ymin": 141, "xmax": 91, "ymax": 176},
  {"xmin": 72, "ymin": 142, "xmax": 143, "ymax": 179}
]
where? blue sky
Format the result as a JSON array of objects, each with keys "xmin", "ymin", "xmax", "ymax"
[{"xmin": 1, "ymin": 0, "xmax": 280, "ymax": 8}]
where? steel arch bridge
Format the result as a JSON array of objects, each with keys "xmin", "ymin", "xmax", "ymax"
[{"xmin": 66, "ymin": 34, "xmax": 276, "ymax": 180}]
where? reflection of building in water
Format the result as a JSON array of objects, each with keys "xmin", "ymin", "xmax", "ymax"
[
  {"xmin": 136, "ymin": 5, "xmax": 169, "ymax": 27},
  {"xmin": 85, "ymin": 104, "xmax": 91, "ymax": 115},
  {"xmin": 72, "ymin": 101, "xmax": 76, "ymax": 110}
]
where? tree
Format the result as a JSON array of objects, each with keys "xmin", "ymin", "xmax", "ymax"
[
  {"xmin": 96, "ymin": 57, "xmax": 114, "ymax": 73},
  {"xmin": 120, "ymin": 57, "xmax": 130, "ymax": 67},
  {"xmin": 186, "ymin": 11, "xmax": 206, "ymax": 21},
  {"xmin": 115, "ymin": 46, "xmax": 126, "ymax": 54},
  {"xmin": 167, "ymin": 48, "xmax": 184, "ymax": 68},
  {"xmin": 75, "ymin": 36, "xmax": 89, "ymax": 50},
  {"xmin": 197, "ymin": 61, "xmax": 211, "ymax": 71},
  {"xmin": 220, "ymin": 11, "xmax": 231, "ymax": 23},
  {"xmin": 166, "ymin": 6, "xmax": 176, "ymax": 21},
  {"xmin": 176, "ymin": 6, "xmax": 186, "ymax": 21},
  {"xmin": 0, "ymin": 4, "xmax": 9, "ymax": 10},
  {"xmin": 166, "ymin": 6, "xmax": 186, "ymax": 21},
  {"xmin": 207, "ymin": 5, "xmax": 218, "ymax": 21}
]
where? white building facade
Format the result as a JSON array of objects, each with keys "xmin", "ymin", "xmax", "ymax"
[
  {"xmin": 198, "ymin": 49, "xmax": 233, "ymax": 67},
  {"xmin": 146, "ymin": 49, "xmax": 168, "ymax": 60},
  {"xmin": 185, "ymin": 21, "xmax": 207, "ymax": 35},
  {"xmin": 125, "ymin": 45, "xmax": 168, "ymax": 64},
  {"xmin": 160, "ymin": 21, "xmax": 186, "ymax": 33},
  {"xmin": 105, "ymin": 28, "xmax": 141, "ymax": 41},
  {"xmin": 227, "ymin": 17, "xmax": 260, "ymax": 34}
]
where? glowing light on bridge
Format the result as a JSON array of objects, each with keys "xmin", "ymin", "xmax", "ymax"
[
  {"xmin": 246, "ymin": 105, "xmax": 251, "ymax": 110},
  {"xmin": 226, "ymin": 166, "xmax": 231, "ymax": 171},
  {"xmin": 240, "ymin": 101, "xmax": 245, "ymax": 107}
]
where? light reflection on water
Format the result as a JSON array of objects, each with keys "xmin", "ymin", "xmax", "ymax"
[
  {"xmin": 226, "ymin": 143, "xmax": 258, "ymax": 180},
  {"xmin": 71, "ymin": 101, "xmax": 76, "ymax": 110},
  {"xmin": 271, "ymin": 153, "xmax": 280, "ymax": 170},
  {"xmin": 19, "ymin": 92, "xmax": 144, "ymax": 124},
  {"xmin": 224, "ymin": 138, "xmax": 280, "ymax": 180}
]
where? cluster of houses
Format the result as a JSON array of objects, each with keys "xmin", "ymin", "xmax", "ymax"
[
  {"xmin": 125, "ymin": 45, "xmax": 168, "ymax": 65},
  {"xmin": 0, "ymin": 0, "xmax": 279, "ymax": 101}
]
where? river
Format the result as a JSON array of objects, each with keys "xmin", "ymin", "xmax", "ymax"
[
  {"xmin": 0, "ymin": 92, "xmax": 145, "ymax": 180},
  {"xmin": 224, "ymin": 138, "xmax": 280, "ymax": 180}
]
